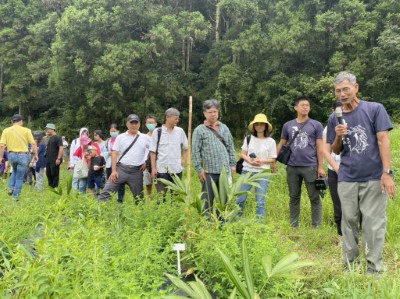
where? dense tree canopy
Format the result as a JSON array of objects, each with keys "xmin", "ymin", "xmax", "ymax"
[{"xmin": 0, "ymin": 0, "xmax": 399, "ymax": 139}]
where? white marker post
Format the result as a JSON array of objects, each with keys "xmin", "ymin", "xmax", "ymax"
[{"xmin": 173, "ymin": 243, "xmax": 186, "ymax": 275}]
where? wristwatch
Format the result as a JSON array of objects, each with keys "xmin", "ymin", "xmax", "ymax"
[{"xmin": 383, "ymin": 169, "xmax": 394, "ymax": 177}]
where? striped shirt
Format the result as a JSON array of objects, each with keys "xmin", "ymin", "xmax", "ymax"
[{"xmin": 192, "ymin": 122, "xmax": 236, "ymax": 174}]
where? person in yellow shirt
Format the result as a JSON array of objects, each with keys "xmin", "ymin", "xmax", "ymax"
[{"xmin": 0, "ymin": 114, "xmax": 38, "ymax": 200}]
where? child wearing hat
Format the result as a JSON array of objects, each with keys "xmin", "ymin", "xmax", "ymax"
[{"xmin": 86, "ymin": 145, "xmax": 106, "ymax": 196}]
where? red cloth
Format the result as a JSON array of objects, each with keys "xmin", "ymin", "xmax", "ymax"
[{"xmin": 73, "ymin": 143, "xmax": 101, "ymax": 164}]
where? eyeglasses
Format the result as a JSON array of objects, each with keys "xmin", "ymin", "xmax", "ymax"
[{"xmin": 335, "ymin": 87, "xmax": 352, "ymax": 94}]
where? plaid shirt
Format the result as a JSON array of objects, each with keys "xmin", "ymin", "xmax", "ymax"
[{"xmin": 192, "ymin": 122, "xmax": 236, "ymax": 174}]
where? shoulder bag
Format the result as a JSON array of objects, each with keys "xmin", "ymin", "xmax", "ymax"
[
  {"xmin": 236, "ymin": 135, "xmax": 251, "ymax": 174},
  {"xmin": 117, "ymin": 134, "xmax": 140, "ymax": 163},
  {"xmin": 204, "ymin": 125, "xmax": 227, "ymax": 147},
  {"xmin": 74, "ymin": 159, "xmax": 89, "ymax": 179},
  {"xmin": 277, "ymin": 120, "xmax": 309, "ymax": 165}
]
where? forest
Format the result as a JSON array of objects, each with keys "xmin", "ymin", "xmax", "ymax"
[{"xmin": 0, "ymin": 0, "xmax": 400, "ymax": 139}]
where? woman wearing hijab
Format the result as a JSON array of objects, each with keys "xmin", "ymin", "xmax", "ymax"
[{"xmin": 236, "ymin": 113, "xmax": 277, "ymax": 222}]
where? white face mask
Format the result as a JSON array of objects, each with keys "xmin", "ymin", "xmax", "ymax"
[{"xmin": 110, "ymin": 131, "xmax": 119, "ymax": 138}]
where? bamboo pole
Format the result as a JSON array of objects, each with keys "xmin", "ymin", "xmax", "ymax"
[
  {"xmin": 187, "ymin": 96, "xmax": 193, "ymax": 187},
  {"xmin": 185, "ymin": 96, "xmax": 193, "ymax": 241}
]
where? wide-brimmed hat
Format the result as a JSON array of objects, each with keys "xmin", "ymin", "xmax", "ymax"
[
  {"xmin": 248, "ymin": 113, "xmax": 272, "ymax": 132},
  {"xmin": 45, "ymin": 123, "xmax": 56, "ymax": 131}
]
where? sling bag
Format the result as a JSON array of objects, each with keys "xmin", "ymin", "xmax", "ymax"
[
  {"xmin": 205, "ymin": 125, "xmax": 227, "ymax": 148},
  {"xmin": 117, "ymin": 134, "xmax": 140, "ymax": 163},
  {"xmin": 277, "ymin": 120, "xmax": 309, "ymax": 165}
]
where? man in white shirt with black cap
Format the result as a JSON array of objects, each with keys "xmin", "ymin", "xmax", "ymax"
[{"xmin": 98, "ymin": 114, "xmax": 150, "ymax": 203}]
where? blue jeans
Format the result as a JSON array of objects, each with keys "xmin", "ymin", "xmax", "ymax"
[
  {"xmin": 8, "ymin": 153, "xmax": 30, "ymax": 199},
  {"xmin": 236, "ymin": 170, "xmax": 270, "ymax": 221},
  {"xmin": 72, "ymin": 174, "xmax": 79, "ymax": 189},
  {"xmin": 77, "ymin": 178, "xmax": 87, "ymax": 194}
]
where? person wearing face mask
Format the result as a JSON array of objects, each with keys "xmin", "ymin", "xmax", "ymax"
[
  {"xmin": 104, "ymin": 124, "xmax": 125, "ymax": 202},
  {"xmin": 143, "ymin": 116, "xmax": 159, "ymax": 196}
]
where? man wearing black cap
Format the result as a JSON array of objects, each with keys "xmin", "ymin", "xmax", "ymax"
[
  {"xmin": 0, "ymin": 114, "xmax": 38, "ymax": 200},
  {"xmin": 98, "ymin": 114, "xmax": 150, "ymax": 202},
  {"xmin": 45, "ymin": 123, "xmax": 63, "ymax": 188}
]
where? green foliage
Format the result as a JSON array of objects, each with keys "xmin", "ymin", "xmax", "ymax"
[
  {"xmin": 164, "ymin": 273, "xmax": 213, "ymax": 299},
  {"xmin": 1, "ymin": 124, "xmax": 400, "ymax": 298},
  {"xmin": 1, "ymin": 0, "xmax": 400, "ymax": 136}
]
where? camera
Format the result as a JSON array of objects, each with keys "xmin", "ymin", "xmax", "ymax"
[{"xmin": 315, "ymin": 177, "xmax": 328, "ymax": 190}]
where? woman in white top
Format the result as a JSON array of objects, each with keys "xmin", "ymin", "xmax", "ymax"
[
  {"xmin": 323, "ymin": 125, "xmax": 342, "ymax": 235},
  {"xmin": 236, "ymin": 113, "xmax": 277, "ymax": 222}
]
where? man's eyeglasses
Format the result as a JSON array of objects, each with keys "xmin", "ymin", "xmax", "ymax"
[{"xmin": 335, "ymin": 87, "xmax": 352, "ymax": 94}]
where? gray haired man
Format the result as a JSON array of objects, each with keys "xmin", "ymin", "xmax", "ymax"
[
  {"xmin": 192, "ymin": 99, "xmax": 236, "ymax": 212},
  {"xmin": 150, "ymin": 108, "xmax": 188, "ymax": 194},
  {"xmin": 327, "ymin": 71, "xmax": 396, "ymax": 275}
]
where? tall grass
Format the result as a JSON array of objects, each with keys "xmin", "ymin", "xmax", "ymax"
[{"xmin": 0, "ymin": 126, "xmax": 399, "ymax": 297}]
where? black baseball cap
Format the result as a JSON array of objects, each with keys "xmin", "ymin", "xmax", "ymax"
[
  {"xmin": 12, "ymin": 114, "xmax": 24, "ymax": 123},
  {"xmin": 127, "ymin": 114, "xmax": 140, "ymax": 123}
]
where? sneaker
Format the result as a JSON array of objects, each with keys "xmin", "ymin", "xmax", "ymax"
[{"xmin": 7, "ymin": 189, "xmax": 13, "ymax": 195}]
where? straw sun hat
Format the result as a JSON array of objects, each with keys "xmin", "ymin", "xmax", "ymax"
[{"xmin": 248, "ymin": 113, "xmax": 273, "ymax": 133}]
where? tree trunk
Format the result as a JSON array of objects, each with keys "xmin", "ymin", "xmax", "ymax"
[
  {"xmin": 182, "ymin": 38, "xmax": 186, "ymax": 72},
  {"xmin": 215, "ymin": 1, "xmax": 220, "ymax": 42}
]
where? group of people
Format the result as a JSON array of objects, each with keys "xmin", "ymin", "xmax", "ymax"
[
  {"xmin": 0, "ymin": 71, "xmax": 396, "ymax": 275},
  {"xmin": 0, "ymin": 118, "xmax": 64, "ymax": 198}
]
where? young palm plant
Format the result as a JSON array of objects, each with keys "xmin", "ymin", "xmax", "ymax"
[
  {"xmin": 164, "ymin": 238, "xmax": 314, "ymax": 298},
  {"xmin": 217, "ymin": 238, "xmax": 315, "ymax": 298},
  {"xmin": 158, "ymin": 168, "xmax": 270, "ymax": 223}
]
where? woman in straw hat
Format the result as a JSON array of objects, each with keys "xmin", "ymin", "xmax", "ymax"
[{"xmin": 236, "ymin": 113, "xmax": 277, "ymax": 222}]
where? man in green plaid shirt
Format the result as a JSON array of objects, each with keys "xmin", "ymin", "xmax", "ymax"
[{"xmin": 192, "ymin": 99, "xmax": 236, "ymax": 212}]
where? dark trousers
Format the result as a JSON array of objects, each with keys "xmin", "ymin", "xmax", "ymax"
[
  {"xmin": 156, "ymin": 172, "xmax": 182, "ymax": 193},
  {"xmin": 286, "ymin": 166, "xmax": 321, "ymax": 228},
  {"xmin": 328, "ymin": 169, "xmax": 342, "ymax": 235},
  {"xmin": 46, "ymin": 162, "xmax": 60, "ymax": 188},
  {"xmin": 201, "ymin": 173, "xmax": 220, "ymax": 213},
  {"xmin": 106, "ymin": 167, "xmax": 125, "ymax": 202},
  {"xmin": 99, "ymin": 163, "xmax": 143, "ymax": 203}
]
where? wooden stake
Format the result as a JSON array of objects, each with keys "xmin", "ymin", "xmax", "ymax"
[{"xmin": 187, "ymin": 96, "xmax": 193, "ymax": 187}]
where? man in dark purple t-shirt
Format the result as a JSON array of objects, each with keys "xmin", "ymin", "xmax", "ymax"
[
  {"xmin": 277, "ymin": 97, "xmax": 326, "ymax": 228},
  {"xmin": 327, "ymin": 71, "xmax": 396, "ymax": 275}
]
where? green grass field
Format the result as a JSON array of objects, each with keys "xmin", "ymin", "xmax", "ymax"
[{"xmin": 0, "ymin": 127, "xmax": 399, "ymax": 298}]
